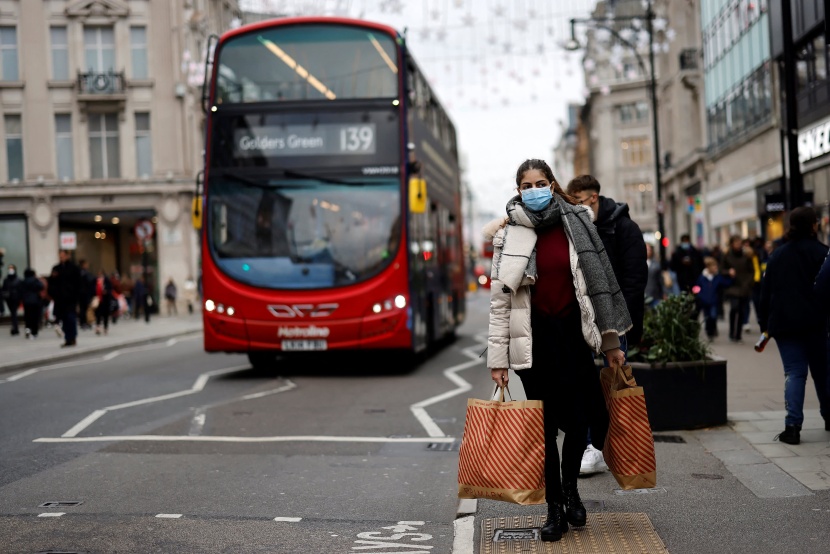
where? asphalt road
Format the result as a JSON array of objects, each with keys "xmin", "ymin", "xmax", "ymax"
[{"xmin": 0, "ymin": 301, "xmax": 496, "ymax": 553}]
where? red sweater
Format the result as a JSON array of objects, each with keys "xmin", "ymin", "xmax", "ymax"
[{"xmin": 531, "ymin": 225, "xmax": 576, "ymax": 317}]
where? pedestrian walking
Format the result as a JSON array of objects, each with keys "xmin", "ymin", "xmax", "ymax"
[
  {"xmin": 48, "ymin": 250, "xmax": 81, "ymax": 347},
  {"xmin": 721, "ymin": 235, "xmax": 755, "ymax": 343},
  {"xmin": 2, "ymin": 263, "xmax": 22, "ymax": 335},
  {"xmin": 164, "ymin": 278, "xmax": 178, "ymax": 316},
  {"xmin": 694, "ymin": 257, "xmax": 732, "ymax": 340},
  {"xmin": 77, "ymin": 259, "xmax": 95, "ymax": 330},
  {"xmin": 133, "ymin": 277, "xmax": 151, "ymax": 323},
  {"xmin": 814, "ymin": 248, "xmax": 830, "ymax": 405},
  {"xmin": 20, "ymin": 268, "xmax": 44, "ymax": 339},
  {"xmin": 566, "ymin": 174, "xmax": 647, "ymax": 476},
  {"xmin": 485, "ymin": 159, "xmax": 631, "ymax": 543},
  {"xmin": 94, "ymin": 269, "xmax": 113, "ymax": 335},
  {"xmin": 183, "ymin": 276, "xmax": 198, "ymax": 314},
  {"xmin": 759, "ymin": 207, "xmax": 829, "ymax": 445}
]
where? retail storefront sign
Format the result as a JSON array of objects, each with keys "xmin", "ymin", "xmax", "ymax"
[
  {"xmin": 799, "ymin": 115, "xmax": 830, "ymax": 170},
  {"xmin": 59, "ymin": 231, "xmax": 77, "ymax": 250}
]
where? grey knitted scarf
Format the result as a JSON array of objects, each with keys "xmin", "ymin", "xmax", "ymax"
[{"xmin": 506, "ymin": 193, "xmax": 633, "ymax": 337}]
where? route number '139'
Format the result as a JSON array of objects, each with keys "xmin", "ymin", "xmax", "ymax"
[{"xmin": 340, "ymin": 126, "xmax": 374, "ymax": 152}]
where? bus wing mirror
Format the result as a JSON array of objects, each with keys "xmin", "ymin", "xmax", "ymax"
[
  {"xmin": 409, "ymin": 177, "xmax": 427, "ymax": 213},
  {"xmin": 192, "ymin": 170, "xmax": 204, "ymax": 230}
]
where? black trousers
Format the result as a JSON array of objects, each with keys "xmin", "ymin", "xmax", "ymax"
[{"xmin": 518, "ymin": 308, "xmax": 604, "ymax": 505}]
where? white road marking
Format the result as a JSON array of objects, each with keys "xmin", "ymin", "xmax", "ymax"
[
  {"xmin": 57, "ymin": 365, "xmax": 249, "ymax": 437},
  {"xmin": 409, "ymin": 344, "xmax": 482, "ymax": 437},
  {"xmin": 273, "ymin": 516, "xmax": 302, "ymax": 522},
  {"xmin": 0, "ymin": 332, "xmax": 199, "ymax": 383},
  {"xmin": 188, "ymin": 411, "xmax": 206, "ymax": 436},
  {"xmin": 37, "ymin": 512, "xmax": 65, "ymax": 517},
  {"xmin": 155, "ymin": 513, "xmax": 183, "ymax": 518},
  {"xmin": 34, "ymin": 435, "xmax": 455, "ymax": 443},
  {"xmin": 241, "ymin": 380, "xmax": 297, "ymax": 400}
]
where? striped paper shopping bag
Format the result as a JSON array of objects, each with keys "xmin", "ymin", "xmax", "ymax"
[
  {"xmin": 600, "ymin": 365, "xmax": 657, "ymax": 490},
  {"xmin": 457, "ymin": 387, "xmax": 546, "ymax": 505}
]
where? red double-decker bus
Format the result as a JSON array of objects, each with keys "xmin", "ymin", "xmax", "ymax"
[{"xmin": 197, "ymin": 16, "xmax": 465, "ymax": 368}]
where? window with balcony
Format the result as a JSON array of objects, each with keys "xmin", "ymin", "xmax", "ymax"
[
  {"xmin": 0, "ymin": 27, "xmax": 18, "ymax": 81},
  {"xmin": 621, "ymin": 137, "xmax": 651, "ymax": 167},
  {"xmin": 135, "ymin": 112, "xmax": 152, "ymax": 177},
  {"xmin": 55, "ymin": 114, "xmax": 74, "ymax": 180},
  {"xmin": 88, "ymin": 113, "xmax": 120, "ymax": 179},
  {"xmin": 50, "ymin": 26, "xmax": 69, "ymax": 80},
  {"xmin": 130, "ymin": 26, "xmax": 148, "ymax": 79},
  {"xmin": 5, "ymin": 114, "xmax": 23, "ymax": 181},
  {"xmin": 84, "ymin": 26, "xmax": 114, "ymax": 72}
]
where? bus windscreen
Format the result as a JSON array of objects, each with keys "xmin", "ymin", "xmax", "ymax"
[
  {"xmin": 216, "ymin": 24, "xmax": 400, "ymax": 103},
  {"xmin": 208, "ymin": 175, "xmax": 401, "ymax": 289}
]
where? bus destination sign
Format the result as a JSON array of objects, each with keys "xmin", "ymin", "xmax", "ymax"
[{"xmin": 234, "ymin": 123, "xmax": 377, "ymax": 158}]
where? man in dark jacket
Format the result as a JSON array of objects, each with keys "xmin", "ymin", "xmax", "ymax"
[
  {"xmin": 759, "ymin": 207, "xmax": 829, "ymax": 445},
  {"xmin": 48, "ymin": 250, "xmax": 81, "ymax": 347},
  {"xmin": 21, "ymin": 268, "xmax": 44, "ymax": 338},
  {"xmin": 2, "ymin": 263, "xmax": 22, "ymax": 335},
  {"xmin": 567, "ymin": 174, "xmax": 648, "ymax": 476},
  {"xmin": 77, "ymin": 259, "xmax": 96, "ymax": 330},
  {"xmin": 669, "ymin": 234, "xmax": 704, "ymax": 294}
]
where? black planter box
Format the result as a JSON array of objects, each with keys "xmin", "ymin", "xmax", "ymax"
[{"xmin": 629, "ymin": 357, "xmax": 727, "ymax": 431}]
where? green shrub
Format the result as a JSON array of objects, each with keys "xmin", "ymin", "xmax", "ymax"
[{"xmin": 628, "ymin": 292, "xmax": 711, "ymax": 365}]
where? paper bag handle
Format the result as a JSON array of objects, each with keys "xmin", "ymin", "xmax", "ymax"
[{"xmin": 492, "ymin": 384, "xmax": 513, "ymax": 402}]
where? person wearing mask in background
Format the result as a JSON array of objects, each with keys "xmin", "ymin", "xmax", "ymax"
[
  {"xmin": 759, "ymin": 207, "xmax": 829, "ymax": 445},
  {"xmin": 721, "ymin": 235, "xmax": 755, "ymax": 343},
  {"xmin": 644, "ymin": 243, "xmax": 664, "ymax": 308},
  {"xmin": 2, "ymin": 263, "xmax": 22, "ymax": 335},
  {"xmin": 485, "ymin": 159, "xmax": 631, "ymax": 542},
  {"xmin": 21, "ymin": 268, "xmax": 44, "ymax": 339},
  {"xmin": 566, "ymin": 174, "xmax": 647, "ymax": 477},
  {"xmin": 77, "ymin": 259, "xmax": 95, "ymax": 331},
  {"xmin": 669, "ymin": 234, "xmax": 704, "ymax": 294},
  {"xmin": 48, "ymin": 250, "xmax": 81, "ymax": 347}
]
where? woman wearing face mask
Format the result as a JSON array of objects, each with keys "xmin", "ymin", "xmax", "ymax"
[{"xmin": 483, "ymin": 158, "xmax": 631, "ymax": 542}]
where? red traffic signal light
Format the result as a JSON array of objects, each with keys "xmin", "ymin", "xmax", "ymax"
[{"xmin": 661, "ymin": 237, "xmax": 670, "ymax": 248}]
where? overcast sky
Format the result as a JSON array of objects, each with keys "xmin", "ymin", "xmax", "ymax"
[{"xmin": 240, "ymin": 0, "xmax": 598, "ymax": 225}]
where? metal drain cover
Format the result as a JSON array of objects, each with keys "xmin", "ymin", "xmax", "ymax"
[
  {"xmin": 39, "ymin": 501, "xmax": 83, "ymax": 508},
  {"xmin": 427, "ymin": 440, "xmax": 461, "ymax": 451},
  {"xmin": 481, "ymin": 513, "xmax": 668, "ymax": 553}
]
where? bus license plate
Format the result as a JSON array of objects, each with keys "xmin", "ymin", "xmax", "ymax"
[{"xmin": 281, "ymin": 340, "xmax": 328, "ymax": 351}]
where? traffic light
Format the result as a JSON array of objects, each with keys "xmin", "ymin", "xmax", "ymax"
[{"xmin": 661, "ymin": 237, "xmax": 670, "ymax": 248}]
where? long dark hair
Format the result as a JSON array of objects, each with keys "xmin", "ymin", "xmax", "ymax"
[{"xmin": 514, "ymin": 159, "xmax": 578, "ymax": 205}]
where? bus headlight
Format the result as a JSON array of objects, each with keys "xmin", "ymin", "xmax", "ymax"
[
  {"xmin": 205, "ymin": 299, "xmax": 216, "ymax": 312},
  {"xmin": 394, "ymin": 295, "xmax": 407, "ymax": 309}
]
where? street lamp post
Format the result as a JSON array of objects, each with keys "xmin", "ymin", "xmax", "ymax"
[{"xmin": 566, "ymin": 1, "xmax": 667, "ymax": 268}]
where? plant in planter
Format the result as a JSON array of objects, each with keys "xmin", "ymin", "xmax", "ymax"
[{"xmin": 626, "ymin": 292, "xmax": 727, "ymax": 431}]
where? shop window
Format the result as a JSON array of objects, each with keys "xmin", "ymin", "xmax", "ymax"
[
  {"xmin": 0, "ymin": 26, "xmax": 18, "ymax": 81},
  {"xmin": 130, "ymin": 26, "xmax": 148, "ymax": 79},
  {"xmin": 135, "ymin": 112, "xmax": 152, "ymax": 178},
  {"xmin": 50, "ymin": 26, "xmax": 69, "ymax": 80},
  {"xmin": 4, "ymin": 114, "xmax": 23, "ymax": 182},
  {"xmin": 88, "ymin": 113, "xmax": 120, "ymax": 179},
  {"xmin": 0, "ymin": 215, "xmax": 29, "ymax": 274},
  {"xmin": 55, "ymin": 114, "xmax": 74, "ymax": 181}
]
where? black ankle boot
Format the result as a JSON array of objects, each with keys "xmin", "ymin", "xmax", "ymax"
[
  {"xmin": 563, "ymin": 482, "xmax": 587, "ymax": 527},
  {"xmin": 775, "ymin": 425, "xmax": 801, "ymax": 445},
  {"xmin": 540, "ymin": 503, "xmax": 568, "ymax": 542}
]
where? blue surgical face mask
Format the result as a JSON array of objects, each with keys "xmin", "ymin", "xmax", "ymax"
[{"xmin": 521, "ymin": 186, "xmax": 553, "ymax": 212}]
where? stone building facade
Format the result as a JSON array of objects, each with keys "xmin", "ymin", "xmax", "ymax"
[{"xmin": 0, "ymin": 0, "xmax": 240, "ymax": 309}]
